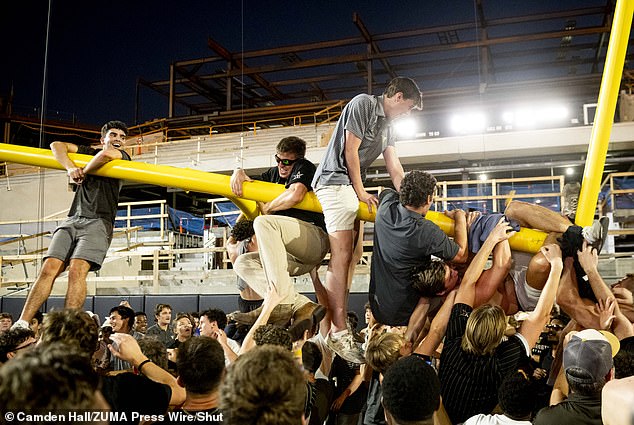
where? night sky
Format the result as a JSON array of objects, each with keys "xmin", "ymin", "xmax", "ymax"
[{"xmin": 1, "ymin": 0, "xmax": 608, "ymax": 128}]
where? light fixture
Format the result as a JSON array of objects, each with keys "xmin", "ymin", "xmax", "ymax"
[
  {"xmin": 479, "ymin": 174, "xmax": 488, "ymax": 181},
  {"xmin": 450, "ymin": 112, "xmax": 486, "ymax": 134},
  {"xmin": 565, "ymin": 167, "xmax": 574, "ymax": 175},
  {"xmin": 393, "ymin": 118, "xmax": 417, "ymax": 138}
]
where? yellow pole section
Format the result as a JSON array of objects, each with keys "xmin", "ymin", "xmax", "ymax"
[
  {"xmin": 576, "ymin": 0, "xmax": 634, "ymax": 226},
  {"xmin": 0, "ymin": 143, "xmax": 546, "ymax": 253}
]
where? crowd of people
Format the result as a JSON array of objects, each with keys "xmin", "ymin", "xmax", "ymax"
[{"xmin": 1, "ymin": 78, "xmax": 633, "ymax": 425}]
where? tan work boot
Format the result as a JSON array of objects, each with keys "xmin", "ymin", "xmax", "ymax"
[
  {"xmin": 288, "ymin": 302, "xmax": 326, "ymax": 340},
  {"xmin": 228, "ymin": 304, "xmax": 293, "ymax": 327}
]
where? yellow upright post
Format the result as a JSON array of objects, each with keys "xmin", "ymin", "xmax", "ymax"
[{"xmin": 576, "ymin": 0, "xmax": 634, "ymax": 226}]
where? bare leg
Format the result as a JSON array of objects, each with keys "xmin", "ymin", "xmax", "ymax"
[
  {"xmin": 326, "ymin": 229, "xmax": 354, "ymax": 333},
  {"xmin": 504, "ymin": 200, "xmax": 571, "ymax": 233},
  {"xmin": 346, "ymin": 221, "xmax": 364, "ymax": 291},
  {"xmin": 526, "ymin": 232, "xmax": 562, "ymax": 291},
  {"xmin": 555, "ymin": 257, "xmax": 599, "ymax": 329},
  {"xmin": 19, "ymin": 258, "xmax": 65, "ymax": 322},
  {"xmin": 65, "ymin": 259, "xmax": 91, "ymax": 309}
]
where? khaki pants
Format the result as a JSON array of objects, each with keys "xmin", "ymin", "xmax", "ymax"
[{"xmin": 233, "ymin": 215, "xmax": 329, "ymax": 311}]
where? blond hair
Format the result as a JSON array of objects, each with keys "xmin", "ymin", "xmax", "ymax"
[
  {"xmin": 461, "ymin": 304, "xmax": 507, "ymax": 356},
  {"xmin": 365, "ymin": 332, "xmax": 406, "ymax": 373}
]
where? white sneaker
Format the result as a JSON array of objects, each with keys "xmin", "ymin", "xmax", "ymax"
[
  {"xmin": 327, "ymin": 330, "xmax": 366, "ymax": 364},
  {"xmin": 582, "ymin": 216, "xmax": 609, "ymax": 253},
  {"xmin": 10, "ymin": 319, "xmax": 30, "ymax": 331}
]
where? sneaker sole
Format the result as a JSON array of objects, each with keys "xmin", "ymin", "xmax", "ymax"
[
  {"xmin": 594, "ymin": 217, "xmax": 609, "ymax": 253},
  {"xmin": 326, "ymin": 336, "xmax": 366, "ymax": 364}
]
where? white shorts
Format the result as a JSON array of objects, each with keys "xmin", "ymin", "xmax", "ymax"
[
  {"xmin": 511, "ymin": 266, "xmax": 542, "ymax": 312},
  {"xmin": 315, "ymin": 185, "xmax": 358, "ymax": 233}
]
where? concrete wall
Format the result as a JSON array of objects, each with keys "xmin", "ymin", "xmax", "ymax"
[{"xmin": 0, "ymin": 170, "xmax": 74, "ymax": 222}]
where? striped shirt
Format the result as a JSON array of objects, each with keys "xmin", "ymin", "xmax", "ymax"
[
  {"xmin": 438, "ymin": 303, "xmax": 530, "ymax": 424},
  {"xmin": 312, "ymin": 94, "xmax": 394, "ymax": 187}
]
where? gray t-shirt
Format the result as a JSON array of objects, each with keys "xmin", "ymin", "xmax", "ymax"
[
  {"xmin": 369, "ymin": 189, "xmax": 459, "ymax": 326},
  {"xmin": 68, "ymin": 145, "xmax": 131, "ymax": 224},
  {"xmin": 312, "ymin": 94, "xmax": 394, "ymax": 187}
]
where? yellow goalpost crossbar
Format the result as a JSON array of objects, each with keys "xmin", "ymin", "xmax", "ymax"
[{"xmin": 0, "ymin": 143, "xmax": 546, "ymax": 253}]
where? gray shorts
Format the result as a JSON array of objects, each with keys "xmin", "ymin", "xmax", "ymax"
[{"xmin": 45, "ymin": 216, "xmax": 113, "ymax": 271}]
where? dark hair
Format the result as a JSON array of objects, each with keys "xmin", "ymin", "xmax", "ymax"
[
  {"xmin": 0, "ymin": 327, "xmax": 34, "ymax": 362},
  {"xmin": 231, "ymin": 220, "xmax": 255, "ymax": 242},
  {"xmin": 301, "ymin": 341, "xmax": 322, "ymax": 375},
  {"xmin": 0, "ymin": 342, "xmax": 99, "ymax": 411},
  {"xmin": 101, "ymin": 120, "xmax": 128, "ymax": 137},
  {"xmin": 383, "ymin": 77, "xmax": 422, "ymax": 109},
  {"xmin": 154, "ymin": 303, "xmax": 172, "ymax": 319},
  {"xmin": 32, "ymin": 311, "xmax": 44, "ymax": 325},
  {"xmin": 0, "ymin": 312, "xmax": 13, "ymax": 321},
  {"xmin": 254, "ymin": 324, "xmax": 292, "ymax": 351},
  {"xmin": 40, "ymin": 309, "xmax": 98, "ymax": 354},
  {"xmin": 109, "ymin": 305, "xmax": 135, "ymax": 331},
  {"xmin": 134, "ymin": 311, "xmax": 147, "ymax": 318},
  {"xmin": 411, "ymin": 260, "xmax": 447, "ymax": 297},
  {"xmin": 276, "ymin": 136, "xmax": 306, "ymax": 158},
  {"xmin": 201, "ymin": 308, "xmax": 228, "ymax": 330},
  {"xmin": 382, "ymin": 355, "xmax": 440, "ymax": 422},
  {"xmin": 221, "ymin": 345, "xmax": 306, "ymax": 425},
  {"xmin": 175, "ymin": 312, "xmax": 193, "ymax": 324},
  {"xmin": 177, "ymin": 336, "xmax": 225, "ymax": 395},
  {"xmin": 347, "ymin": 311, "xmax": 359, "ymax": 332},
  {"xmin": 399, "ymin": 170, "xmax": 437, "ymax": 208},
  {"xmin": 138, "ymin": 337, "xmax": 168, "ymax": 370},
  {"xmin": 498, "ymin": 370, "xmax": 538, "ymax": 420},
  {"xmin": 614, "ymin": 337, "xmax": 634, "ymax": 379}
]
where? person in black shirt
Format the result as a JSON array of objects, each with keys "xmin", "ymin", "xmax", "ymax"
[
  {"xmin": 230, "ymin": 137, "xmax": 328, "ymax": 331},
  {"xmin": 13, "ymin": 121, "xmax": 131, "ymax": 330}
]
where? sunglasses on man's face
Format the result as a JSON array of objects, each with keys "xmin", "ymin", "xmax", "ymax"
[{"xmin": 275, "ymin": 155, "xmax": 299, "ymax": 166}]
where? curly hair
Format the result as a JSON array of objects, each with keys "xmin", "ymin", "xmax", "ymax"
[
  {"xmin": 138, "ymin": 337, "xmax": 168, "ymax": 370},
  {"xmin": 254, "ymin": 324, "xmax": 292, "ymax": 351},
  {"xmin": 276, "ymin": 136, "xmax": 306, "ymax": 157},
  {"xmin": 399, "ymin": 170, "xmax": 437, "ymax": 208},
  {"xmin": 221, "ymin": 345, "xmax": 306, "ymax": 425},
  {"xmin": 101, "ymin": 120, "xmax": 128, "ymax": 137},
  {"xmin": 0, "ymin": 327, "xmax": 34, "ymax": 362},
  {"xmin": 382, "ymin": 355, "xmax": 440, "ymax": 422},
  {"xmin": 230, "ymin": 219, "xmax": 255, "ymax": 242},
  {"xmin": 177, "ymin": 336, "xmax": 225, "ymax": 395},
  {"xmin": 365, "ymin": 331, "xmax": 405, "ymax": 374},
  {"xmin": 497, "ymin": 369, "xmax": 538, "ymax": 420},
  {"xmin": 0, "ymin": 342, "xmax": 100, "ymax": 412},
  {"xmin": 615, "ymin": 350, "xmax": 634, "ymax": 379},
  {"xmin": 411, "ymin": 260, "xmax": 447, "ymax": 297},
  {"xmin": 40, "ymin": 309, "xmax": 99, "ymax": 354}
]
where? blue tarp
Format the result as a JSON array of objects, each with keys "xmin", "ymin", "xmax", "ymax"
[
  {"xmin": 115, "ymin": 206, "xmax": 205, "ymax": 235},
  {"xmin": 213, "ymin": 202, "xmax": 240, "ymax": 227}
]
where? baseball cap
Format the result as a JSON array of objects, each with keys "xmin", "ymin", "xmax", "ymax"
[{"xmin": 563, "ymin": 329, "xmax": 620, "ymax": 384}]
